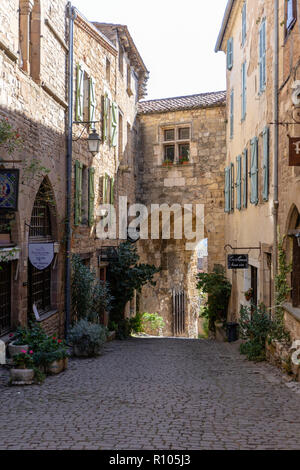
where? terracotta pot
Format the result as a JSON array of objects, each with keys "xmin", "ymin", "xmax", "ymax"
[
  {"xmin": 8, "ymin": 342, "xmax": 28, "ymax": 358},
  {"xmin": 63, "ymin": 357, "xmax": 68, "ymax": 370},
  {"xmin": 10, "ymin": 368, "xmax": 34, "ymax": 385},
  {"xmin": 47, "ymin": 359, "xmax": 64, "ymax": 375}
]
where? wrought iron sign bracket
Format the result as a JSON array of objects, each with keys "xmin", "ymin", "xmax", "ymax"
[{"xmin": 224, "ymin": 244, "xmax": 261, "ymax": 253}]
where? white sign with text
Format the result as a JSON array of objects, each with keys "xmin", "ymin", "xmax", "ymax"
[{"xmin": 29, "ymin": 243, "xmax": 54, "ymax": 270}]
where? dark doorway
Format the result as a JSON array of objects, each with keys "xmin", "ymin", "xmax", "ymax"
[
  {"xmin": 292, "ymin": 237, "xmax": 300, "ymax": 307},
  {"xmin": 0, "ymin": 262, "xmax": 11, "ymax": 336},
  {"xmin": 251, "ymin": 266, "xmax": 258, "ymax": 309}
]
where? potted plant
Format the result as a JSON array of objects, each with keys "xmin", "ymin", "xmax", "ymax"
[
  {"xmin": 162, "ymin": 159, "xmax": 173, "ymax": 167},
  {"xmin": 33, "ymin": 336, "xmax": 69, "ymax": 375},
  {"xmin": 69, "ymin": 319, "xmax": 107, "ymax": 357},
  {"xmin": 244, "ymin": 288, "xmax": 254, "ymax": 302},
  {"xmin": 8, "ymin": 328, "xmax": 29, "ymax": 357},
  {"xmin": 178, "ymin": 155, "xmax": 189, "ymax": 165},
  {"xmin": 10, "ymin": 350, "xmax": 34, "ymax": 385}
]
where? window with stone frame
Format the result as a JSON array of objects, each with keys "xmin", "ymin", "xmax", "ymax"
[
  {"xmin": 286, "ymin": 0, "xmax": 297, "ymax": 35},
  {"xmin": 161, "ymin": 125, "xmax": 191, "ymax": 164},
  {"xmin": 28, "ymin": 180, "xmax": 53, "ymax": 314},
  {"xmin": 19, "ymin": 0, "xmax": 41, "ymax": 81}
]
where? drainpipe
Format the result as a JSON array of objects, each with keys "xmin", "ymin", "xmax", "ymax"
[
  {"xmin": 65, "ymin": 2, "xmax": 76, "ymax": 338},
  {"xmin": 273, "ymin": 0, "xmax": 279, "ymax": 300}
]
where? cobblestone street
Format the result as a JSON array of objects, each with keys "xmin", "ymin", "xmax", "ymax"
[{"xmin": 0, "ymin": 338, "xmax": 300, "ymax": 450}]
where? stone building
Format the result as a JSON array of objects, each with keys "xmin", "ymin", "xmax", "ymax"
[
  {"xmin": 137, "ymin": 93, "xmax": 226, "ymax": 338},
  {"xmin": 70, "ymin": 14, "xmax": 148, "ymax": 322},
  {"xmin": 215, "ymin": 0, "xmax": 276, "ymax": 320},
  {"xmin": 0, "ymin": 0, "xmax": 68, "ymax": 339},
  {"xmin": 277, "ymin": 0, "xmax": 300, "ymax": 340},
  {"xmin": 216, "ymin": 0, "xmax": 300, "ymax": 341}
]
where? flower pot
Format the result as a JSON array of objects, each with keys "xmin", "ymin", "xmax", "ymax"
[
  {"xmin": 8, "ymin": 342, "xmax": 28, "ymax": 358},
  {"xmin": 47, "ymin": 359, "xmax": 64, "ymax": 375},
  {"xmin": 10, "ymin": 368, "xmax": 34, "ymax": 385}
]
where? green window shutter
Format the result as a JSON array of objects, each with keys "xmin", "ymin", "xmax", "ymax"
[
  {"xmin": 230, "ymin": 162, "xmax": 234, "ymax": 211},
  {"xmin": 75, "ymin": 64, "xmax": 84, "ymax": 122},
  {"xmin": 230, "ymin": 89, "xmax": 234, "ymax": 138},
  {"xmin": 241, "ymin": 62, "xmax": 246, "ymax": 120},
  {"xmin": 89, "ymin": 78, "xmax": 96, "ymax": 130},
  {"xmin": 236, "ymin": 155, "xmax": 242, "ymax": 210},
  {"xmin": 88, "ymin": 167, "xmax": 95, "ymax": 226},
  {"xmin": 103, "ymin": 94, "xmax": 109, "ymax": 142},
  {"xmin": 250, "ymin": 137, "xmax": 258, "ymax": 205},
  {"xmin": 110, "ymin": 102, "xmax": 118, "ymax": 147},
  {"xmin": 75, "ymin": 160, "xmax": 83, "ymax": 225},
  {"xmin": 225, "ymin": 167, "xmax": 231, "ymax": 213},
  {"xmin": 259, "ymin": 20, "xmax": 266, "ymax": 93},
  {"xmin": 242, "ymin": 2, "xmax": 246, "ymax": 46},
  {"xmin": 242, "ymin": 148, "xmax": 248, "ymax": 208},
  {"xmin": 110, "ymin": 177, "xmax": 115, "ymax": 205},
  {"xmin": 103, "ymin": 173, "xmax": 109, "ymax": 203},
  {"xmin": 262, "ymin": 126, "xmax": 269, "ymax": 201},
  {"xmin": 227, "ymin": 37, "xmax": 233, "ymax": 70}
]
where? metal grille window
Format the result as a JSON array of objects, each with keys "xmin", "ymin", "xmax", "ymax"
[
  {"xmin": 29, "ymin": 182, "xmax": 52, "ymax": 238},
  {"xmin": 0, "ymin": 262, "xmax": 11, "ymax": 335},
  {"xmin": 28, "ymin": 263, "xmax": 51, "ymax": 312},
  {"xmin": 28, "ymin": 180, "xmax": 53, "ymax": 313}
]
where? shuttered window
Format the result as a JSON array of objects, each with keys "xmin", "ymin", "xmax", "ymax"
[
  {"xmin": 230, "ymin": 89, "xmax": 234, "ymax": 139},
  {"xmin": 241, "ymin": 61, "xmax": 247, "ymax": 120},
  {"xmin": 259, "ymin": 20, "xmax": 266, "ymax": 93},
  {"xmin": 225, "ymin": 167, "xmax": 231, "ymax": 213},
  {"xmin": 103, "ymin": 94, "xmax": 109, "ymax": 142},
  {"xmin": 236, "ymin": 155, "xmax": 242, "ymax": 211},
  {"xmin": 89, "ymin": 77, "xmax": 96, "ymax": 129},
  {"xmin": 88, "ymin": 167, "xmax": 95, "ymax": 226},
  {"xmin": 250, "ymin": 137, "xmax": 259, "ymax": 205},
  {"xmin": 111, "ymin": 102, "xmax": 118, "ymax": 147},
  {"xmin": 74, "ymin": 160, "xmax": 83, "ymax": 226},
  {"xmin": 262, "ymin": 127, "xmax": 269, "ymax": 201},
  {"xmin": 242, "ymin": 148, "xmax": 248, "ymax": 209},
  {"xmin": 286, "ymin": 0, "xmax": 297, "ymax": 34},
  {"xmin": 75, "ymin": 64, "xmax": 84, "ymax": 122},
  {"xmin": 227, "ymin": 37, "xmax": 233, "ymax": 70},
  {"xmin": 242, "ymin": 2, "xmax": 247, "ymax": 46}
]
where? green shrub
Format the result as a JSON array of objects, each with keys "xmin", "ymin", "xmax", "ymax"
[
  {"xmin": 71, "ymin": 255, "xmax": 113, "ymax": 324},
  {"xmin": 141, "ymin": 313, "xmax": 165, "ymax": 335},
  {"xmin": 239, "ymin": 304, "xmax": 273, "ymax": 361},
  {"xmin": 68, "ymin": 319, "xmax": 107, "ymax": 357},
  {"xmin": 196, "ymin": 265, "xmax": 232, "ymax": 332}
]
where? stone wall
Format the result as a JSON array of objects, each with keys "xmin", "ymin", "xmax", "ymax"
[
  {"xmin": 137, "ymin": 105, "xmax": 226, "ymax": 337},
  {"xmin": 0, "ymin": 0, "xmax": 68, "ymax": 334}
]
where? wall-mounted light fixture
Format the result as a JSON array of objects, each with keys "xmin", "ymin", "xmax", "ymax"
[
  {"xmin": 295, "ymin": 232, "xmax": 300, "ymax": 247},
  {"xmin": 73, "ymin": 121, "xmax": 101, "ymax": 156}
]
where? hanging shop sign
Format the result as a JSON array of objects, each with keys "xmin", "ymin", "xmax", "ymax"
[
  {"xmin": 0, "ymin": 169, "xmax": 19, "ymax": 211},
  {"xmin": 289, "ymin": 137, "xmax": 300, "ymax": 166},
  {"xmin": 29, "ymin": 243, "xmax": 54, "ymax": 270},
  {"xmin": 228, "ymin": 254, "xmax": 249, "ymax": 270}
]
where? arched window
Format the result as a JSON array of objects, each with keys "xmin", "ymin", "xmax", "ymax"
[{"xmin": 28, "ymin": 180, "xmax": 53, "ymax": 314}]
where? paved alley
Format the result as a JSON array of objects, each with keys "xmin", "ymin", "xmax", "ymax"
[{"xmin": 0, "ymin": 338, "xmax": 300, "ymax": 450}]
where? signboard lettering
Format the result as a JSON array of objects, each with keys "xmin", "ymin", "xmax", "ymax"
[
  {"xmin": 289, "ymin": 137, "xmax": 300, "ymax": 166},
  {"xmin": 228, "ymin": 254, "xmax": 249, "ymax": 270},
  {"xmin": 29, "ymin": 243, "xmax": 54, "ymax": 270}
]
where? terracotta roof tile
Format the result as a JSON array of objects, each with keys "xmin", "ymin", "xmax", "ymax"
[{"xmin": 138, "ymin": 91, "xmax": 226, "ymax": 115}]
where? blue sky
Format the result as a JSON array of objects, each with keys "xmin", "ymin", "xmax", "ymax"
[{"xmin": 73, "ymin": 0, "xmax": 228, "ymax": 100}]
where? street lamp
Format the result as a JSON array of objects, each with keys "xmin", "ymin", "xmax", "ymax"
[
  {"xmin": 87, "ymin": 129, "xmax": 101, "ymax": 155},
  {"xmin": 295, "ymin": 233, "xmax": 300, "ymax": 247}
]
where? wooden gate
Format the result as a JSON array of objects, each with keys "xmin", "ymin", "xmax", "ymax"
[{"xmin": 172, "ymin": 290, "xmax": 185, "ymax": 336}]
